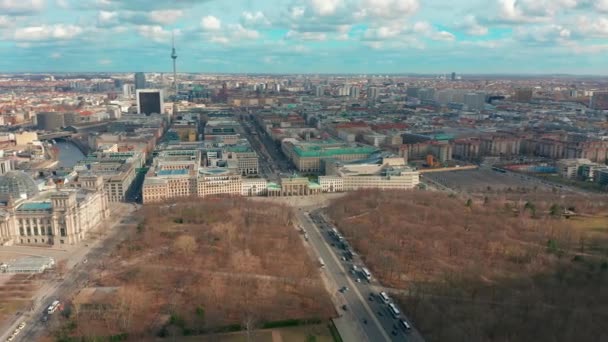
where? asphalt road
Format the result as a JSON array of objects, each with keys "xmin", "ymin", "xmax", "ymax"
[
  {"xmin": 297, "ymin": 208, "xmax": 424, "ymax": 342},
  {"xmin": 11, "ymin": 204, "xmax": 139, "ymax": 342},
  {"xmin": 240, "ymin": 117, "xmax": 293, "ymax": 182}
]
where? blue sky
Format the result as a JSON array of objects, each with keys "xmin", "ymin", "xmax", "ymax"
[{"xmin": 0, "ymin": 0, "xmax": 607, "ymax": 74}]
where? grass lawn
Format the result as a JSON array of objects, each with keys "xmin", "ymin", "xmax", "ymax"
[{"xmin": 171, "ymin": 324, "xmax": 334, "ymax": 342}]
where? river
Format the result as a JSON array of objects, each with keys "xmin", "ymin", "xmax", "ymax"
[{"xmin": 55, "ymin": 141, "xmax": 86, "ymax": 168}]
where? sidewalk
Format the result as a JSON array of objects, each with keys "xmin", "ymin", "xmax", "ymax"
[{"xmin": 333, "ymin": 316, "xmax": 367, "ymax": 342}]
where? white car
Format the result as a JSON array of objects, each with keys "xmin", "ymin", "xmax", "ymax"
[{"xmin": 18, "ymin": 322, "xmax": 26, "ymax": 329}]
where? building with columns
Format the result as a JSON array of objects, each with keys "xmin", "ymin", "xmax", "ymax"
[{"xmin": 0, "ymin": 175, "xmax": 109, "ymax": 247}]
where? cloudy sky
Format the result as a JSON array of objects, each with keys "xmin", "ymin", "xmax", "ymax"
[{"xmin": 0, "ymin": 0, "xmax": 607, "ymax": 74}]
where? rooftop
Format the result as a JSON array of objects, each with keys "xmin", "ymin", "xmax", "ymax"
[
  {"xmin": 157, "ymin": 169, "xmax": 189, "ymax": 176},
  {"xmin": 292, "ymin": 142, "xmax": 378, "ymax": 158},
  {"xmin": 17, "ymin": 202, "xmax": 53, "ymax": 211}
]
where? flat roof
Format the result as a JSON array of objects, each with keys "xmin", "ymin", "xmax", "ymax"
[
  {"xmin": 293, "ymin": 143, "xmax": 378, "ymax": 158},
  {"xmin": 157, "ymin": 169, "xmax": 189, "ymax": 176},
  {"xmin": 17, "ymin": 202, "xmax": 53, "ymax": 211}
]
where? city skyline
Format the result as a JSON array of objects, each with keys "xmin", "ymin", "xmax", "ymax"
[{"xmin": 0, "ymin": 0, "xmax": 607, "ymax": 74}]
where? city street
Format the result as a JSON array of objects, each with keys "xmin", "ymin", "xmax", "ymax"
[
  {"xmin": 2, "ymin": 203, "xmax": 140, "ymax": 342},
  {"xmin": 295, "ymin": 207, "xmax": 424, "ymax": 342}
]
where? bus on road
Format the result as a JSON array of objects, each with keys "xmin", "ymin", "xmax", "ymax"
[
  {"xmin": 388, "ymin": 303, "xmax": 401, "ymax": 318},
  {"xmin": 47, "ymin": 300, "xmax": 61, "ymax": 314},
  {"xmin": 361, "ymin": 267, "xmax": 372, "ymax": 281},
  {"xmin": 318, "ymin": 258, "xmax": 325, "ymax": 268}
]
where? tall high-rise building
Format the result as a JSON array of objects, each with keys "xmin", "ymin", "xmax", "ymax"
[
  {"xmin": 367, "ymin": 87, "xmax": 379, "ymax": 101},
  {"xmin": 406, "ymin": 87, "xmax": 420, "ymax": 98},
  {"xmin": 418, "ymin": 88, "xmax": 435, "ymax": 101},
  {"xmin": 349, "ymin": 86, "xmax": 360, "ymax": 99},
  {"xmin": 137, "ymin": 89, "xmax": 164, "ymax": 116},
  {"xmin": 134, "ymin": 72, "xmax": 146, "ymax": 90},
  {"xmin": 314, "ymin": 85, "xmax": 325, "ymax": 97},
  {"xmin": 464, "ymin": 92, "xmax": 486, "ymax": 110},
  {"xmin": 513, "ymin": 88, "xmax": 533, "ymax": 103},
  {"xmin": 591, "ymin": 91, "xmax": 608, "ymax": 110},
  {"xmin": 451, "ymin": 72, "xmax": 456, "ymax": 81},
  {"xmin": 122, "ymin": 84, "xmax": 134, "ymax": 98}
]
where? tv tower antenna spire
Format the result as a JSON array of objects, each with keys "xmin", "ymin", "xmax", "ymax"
[{"xmin": 171, "ymin": 31, "xmax": 178, "ymax": 97}]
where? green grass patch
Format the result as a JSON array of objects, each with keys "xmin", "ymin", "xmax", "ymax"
[{"xmin": 327, "ymin": 321, "xmax": 343, "ymax": 342}]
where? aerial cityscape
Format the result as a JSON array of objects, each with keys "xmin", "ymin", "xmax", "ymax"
[{"xmin": 0, "ymin": 1, "xmax": 607, "ymax": 342}]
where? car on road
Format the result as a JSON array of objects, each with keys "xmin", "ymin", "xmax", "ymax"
[
  {"xmin": 400, "ymin": 319, "xmax": 412, "ymax": 331},
  {"xmin": 17, "ymin": 322, "xmax": 25, "ymax": 329},
  {"xmin": 355, "ymin": 278, "xmax": 361, "ymax": 283},
  {"xmin": 339, "ymin": 286, "xmax": 349, "ymax": 293},
  {"xmin": 341, "ymin": 305, "xmax": 348, "ymax": 311}
]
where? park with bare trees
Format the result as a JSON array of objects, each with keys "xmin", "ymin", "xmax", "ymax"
[
  {"xmin": 53, "ymin": 198, "xmax": 334, "ymax": 340},
  {"xmin": 328, "ymin": 190, "xmax": 608, "ymax": 342}
]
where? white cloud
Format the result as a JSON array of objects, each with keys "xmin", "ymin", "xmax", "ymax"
[
  {"xmin": 206, "ymin": 24, "xmax": 259, "ymax": 45},
  {"xmin": 309, "ymin": 0, "xmax": 342, "ymax": 16},
  {"xmin": 14, "ymin": 24, "xmax": 83, "ymax": 41},
  {"xmin": 433, "ymin": 31, "xmax": 456, "ymax": 41},
  {"xmin": 0, "ymin": 15, "xmax": 13, "ymax": 28},
  {"xmin": 231, "ymin": 24, "xmax": 260, "ymax": 40},
  {"xmin": 575, "ymin": 17, "xmax": 608, "ymax": 38},
  {"xmin": 290, "ymin": 6, "xmax": 305, "ymax": 19},
  {"xmin": 458, "ymin": 15, "xmax": 488, "ymax": 36},
  {"xmin": 0, "ymin": 0, "xmax": 44, "ymax": 15},
  {"xmin": 136, "ymin": 25, "xmax": 174, "ymax": 42},
  {"xmin": 362, "ymin": 25, "xmax": 402, "ymax": 41},
  {"xmin": 148, "ymin": 9, "xmax": 183, "ymax": 25},
  {"xmin": 285, "ymin": 30, "xmax": 327, "ymax": 41},
  {"xmin": 496, "ymin": 0, "xmax": 579, "ymax": 23},
  {"xmin": 358, "ymin": 0, "xmax": 419, "ymax": 20},
  {"xmin": 515, "ymin": 24, "xmax": 571, "ymax": 43},
  {"xmin": 98, "ymin": 59, "xmax": 112, "ymax": 65},
  {"xmin": 50, "ymin": 52, "xmax": 61, "ymax": 59},
  {"xmin": 210, "ymin": 36, "xmax": 229, "ymax": 44},
  {"xmin": 201, "ymin": 15, "xmax": 221, "ymax": 30},
  {"xmin": 241, "ymin": 11, "xmax": 270, "ymax": 27},
  {"xmin": 98, "ymin": 10, "xmax": 118, "ymax": 24},
  {"xmin": 413, "ymin": 21, "xmax": 455, "ymax": 41},
  {"xmin": 597, "ymin": 0, "xmax": 608, "ymax": 12},
  {"xmin": 292, "ymin": 44, "xmax": 310, "ymax": 53},
  {"xmin": 56, "ymin": 0, "xmax": 68, "ymax": 8}
]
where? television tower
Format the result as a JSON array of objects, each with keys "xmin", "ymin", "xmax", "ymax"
[{"xmin": 171, "ymin": 32, "xmax": 178, "ymax": 96}]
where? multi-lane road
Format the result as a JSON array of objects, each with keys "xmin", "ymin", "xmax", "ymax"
[
  {"xmin": 6, "ymin": 204, "xmax": 139, "ymax": 342},
  {"xmin": 296, "ymin": 207, "xmax": 424, "ymax": 342}
]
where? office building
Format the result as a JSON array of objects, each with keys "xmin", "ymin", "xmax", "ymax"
[
  {"xmin": 134, "ymin": 72, "xmax": 146, "ymax": 90},
  {"xmin": 513, "ymin": 88, "xmax": 533, "ymax": 103},
  {"xmin": 406, "ymin": 87, "xmax": 420, "ymax": 98},
  {"xmin": 350, "ymin": 86, "xmax": 360, "ymax": 99},
  {"xmin": 464, "ymin": 92, "xmax": 486, "ymax": 110},
  {"xmin": 137, "ymin": 89, "xmax": 164, "ymax": 115},
  {"xmin": 76, "ymin": 152, "xmax": 144, "ymax": 202},
  {"xmin": 122, "ymin": 84, "xmax": 134, "ymax": 98},
  {"xmin": 36, "ymin": 112, "xmax": 65, "ymax": 131},
  {"xmin": 591, "ymin": 91, "xmax": 608, "ymax": 110},
  {"xmin": 367, "ymin": 87, "xmax": 379, "ymax": 101},
  {"xmin": 451, "ymin": 72, "xmax": 456, "ymax": 81},
  {"xmin": 281, "ymin": 140, "xmax": 377, "ymax": 173},
  {"xmin": 418, "ymin": 88, "xmax": 436, "ymax": 101},
  {"xmin": 320, "ymin": 157, "xmax": 419, "ymax": 192},
  {"xmin": 315, "ymin": 85, "xmax": 325, "ymax": 97}
]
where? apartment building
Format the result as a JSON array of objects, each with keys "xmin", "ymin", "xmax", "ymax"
[{"xmin": 76, "ymin": 151, "xmax": 144, "ymax": 202}]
